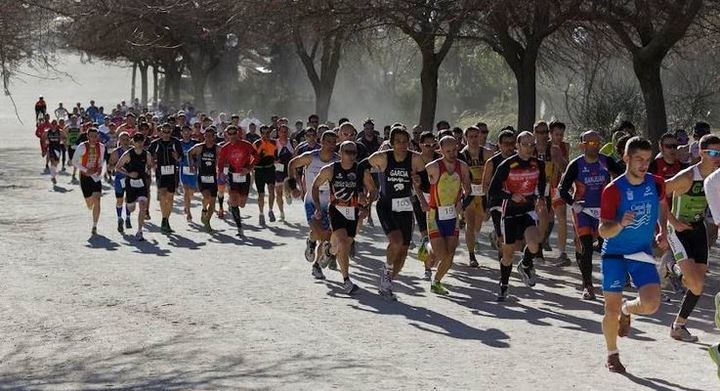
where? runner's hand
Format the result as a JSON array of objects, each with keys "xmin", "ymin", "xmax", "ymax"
[
  {"xmin": 655, "ymin": 232, "xmax": 668, "ymax": 251},
  {"xmin": 358, "ymin": 207, "xmax": 369, "ymax": 220},
  {"xmin": 620, "ymin": 211, "xmax": 635, "ymax": 227},
  {"xmin": 571, "ymin": 201, "xmax": 584, "ymax": 214},
  {"xmin": 313, "ymin": 209, "xmax": 323, "ymax": 220},
  {"xmin": 511, "ymin": 193, "xmax": 525, "ymax": 203},
  {"xmin": 673, "ymin": 221, "xmax": 692, "ymax": 232}
]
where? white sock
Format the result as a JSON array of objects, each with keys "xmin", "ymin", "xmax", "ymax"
[
  {"xmin": 607, "ymin": 349, "xmax": 619, "ymax": 356},
  {"xmin": 621, "ymin": 302, "xmax": 630, "ymax": 316}
]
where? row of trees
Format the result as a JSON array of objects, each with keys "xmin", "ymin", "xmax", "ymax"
[{"xmin": 6, "ymin": 0, "xmax": 719, "ymax": 144}]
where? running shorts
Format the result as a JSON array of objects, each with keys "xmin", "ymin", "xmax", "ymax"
[
  {"xmin": 501, "ymin": 212, "xmax": 537, "ymax": 245},
  {"xmin": 114, "ymin": 175, "xmax": 125, "ymax": 198},
  {"xmin": 376, "ymin": 199, "xmax": 414, "ymax": 246},
  {"xmin": 572, "ymin": 210, "xmax": 600, "ymax": 238},
  {"xmin": 254, "ymin": 165, "xmax": 275, "ymax": 194},
  {"xmin": 329, "ymin": 204, "xmax": 358, "ymax": 237},
  {"xmin": 667, "ymin": 222, "xmax": 708, "ymax": 264},
  {"xmin": 602, "ymin": 255, "xmax": 660, "ymax": 292},
  {"xmin": 80, "ymin": 175, "xmax": 102, "ymax": 198},
  {"xmin": 125, "ymin": 176, "xmax": 149, "ymax": 204},
  {"xmin": 228, "ymin": 172, "xmax": 250, "ymax": 195},
  {"xmin": 198, "ymin": 176, "xmax": 218, "ymax": 197},
  {"xmin": 179, "ymin": 167, "xmax": 198, "ymax": 189},
  {"xmin": 48, "ymin": 145, "xmax": 62, "ymax": 162},
  {"xmin": 305, "ymin": 199, "xmax": 330, "ymax": 231},
  {"xmin": 156, "ymin": 172, "xmax": 178, "ymax": 193},
  {"xmin": 275, "ymin": 164, "xmax": 288, "ymax": 184},
  {"xmin": 427, "ymin": 208, "xmax": 459, "ymax": 239}
]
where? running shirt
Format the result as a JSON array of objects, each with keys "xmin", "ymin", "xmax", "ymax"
[
  {"xmin": 486, "ymin": 152, "xmax": 512, "ymax": 209},
  {"xmin": 254, "ymin": 138, "xmax": 277, "ymax": 167},
  {"xmin": 123, "ymin": 148, "xmax": 149, "ymax": 179},
  {"xmin": 428, "ymin": 160, "xmax": 463, "ymax": 209},
  {"xmin": 217, "ymin": 140, "xmax": 258, "ymax": 174},
  {"xmin": 704, "ymin": 168, "xmax": 720, "ymax": 222},
  {"xmin": 66, "ymin": 127, "xmax": 81, "ymax": 149},
  {"xmin": 198, "ymin": 144, "xmax": 218, "ymax": 177},
  {"xmin": 489, "ymin": 154, "xmax": 546, "ymax": 217},
  {"xmin": 671, "ymin": 166, "xmax": 707, "ymax": 224},
  {"xmin": 459, "ymin": 147, "xmax": 486, "ymax": 196},
  {"xmin": 148, "ymin": 137, "xmax": 183, "ymax": 168},
  {"xmin": 275, "ymin": 139, "xmax": 294, "ymax": 173},
  {"xmin": 329, "ymin": 161, "xmax": 359, "ymax": 207},
  {"xmin": 46, "ymin": 128, "xmax": 62, "ymax": 149},
  {"xmin": 114, "ymin": 147, "xmax": 129, "ymax": 180},
  {"xmin": 559, "ymin": 154, "xmax": 617, "ymax": 209},
  {"xmin": 379, "ymin": 150, "xmax": 413, "ymax": 201},
  {"xmin": 179, "ymin": 139, "xmax": 197, "ymax": 175},
  {"xmin": 73, "ymin": 141, "xmax": 105, "ymax": 178},
  {"xmin": 296, "ymin": 141, "xmax": 321, "ymax": 155},
  {"xmin": 600, "ymin": 173, "xmax": 665, "ymax": 256},
  {"xmin": 649, "ymin": 156, "xmax": 684, "ymax": 180},
  {"xmin": 418, "ymin": 152, "xmax": 443, "ymax": 194},
  {"xmin": 303, "ymin": 150, "xmax": 339, "ymax": 203}
]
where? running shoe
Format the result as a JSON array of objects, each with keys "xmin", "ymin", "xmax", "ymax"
[
  {"xmin": 71, "ymin": 176, "xmax": 79, "ymax": 184},
  {"xmin": 671, "ymin": 324, "xmax": 699, "ymax": 342},
  {"xmin": 606, "ymin": 353, "xmax": 626, "ymax": 374},
  {"xmin": 311, "ymin": 263, "xmax": 326, "ymax": 280},
  {"xmin": 417, "ymin": 237, "xmax": 429, "ymax": 263},
  {"xmin": 343, "ymin": 278, "xmax": 359, "ymax": 295},
  {"xmin": 379, "ymin": 269, "xmax": 393, "ymax": 292},
  {"xmin": 51, "ymin": 177, "xmax": 57, "ymax": 185},
  {"xmin": 709, "ymin": 343, "xmax": 720, "ymax": 380},
  {"xmin": 279, "ymin": 212, "xmax": 285, "ymax": 222},
  {"xmin": 146, "ymin": 211, "xmax": 151, "ymax": 221},
  {"xmin": 469, "ymin": 253, "xmax": 479, "ymax": 268},
  {"xmin": 431, "ymin": 281, "xmax": 449, "ymax": 295},
  {"xmin": 408, "ymin": 240, "xmax": 416, "ymax": 250},
  {"xmin": 61, "ymin": 166, "xmax": 66, "ymax": 172},
  {"xmin": 91, "ymin": 226, "xmax": 97, "ymax": 236},
  {"xmin": 497, "ymin": 284, "xmax": 508, "ymax": 302},
  {"xmin": 125, "ymin": 219, "xmax": 132, "ymax": 229},
  {"xmin": 582, "ymin": 285, "xmax": 596, "ymax": 300},
  {"xmin": 543, "ymin": 241, "xmax": 552, "ymax": 252},
  {"xmin": 268, "ymin": 210, "xmax": 276, "ymax": 223},
  {"xmin": 517, "ymin": 262, "xmax": 536, "ymax": 287},
  {"xmin": 618, "ymin": 300, "xmax": 631, "ymax": 337},
  {"xmin": 424, "ymin": 269, "xmax": 432, "ymax": 281},
  {"xmin": 305, "ymin": 238, "xmax": 316, "ymax": 262},
  {"xmin": 318, "ymin": 241, "xmax": 332, "ymax": 268},
  {"xmin": 259, "ymin": 214, "xmax": 266, "ymax": 226},
  {"xmin": 203, "ymin": 219, "xmax": 213, "ymax": 233},
  {"xmin": 117, "ymin": 219, "xmax": 124, "ymax": 234},
  {"xmin": 552, "ymin": 252, "xmax": 571, "ymax": 267},
  {"xmin": 534, "ymin": 248, "xmax": 545, "ymax": 263},
  {"xmin": 43, "ymin": 167, "xmax": 50, "ymax": 174},
  {"xmin": 135, "ymin": 231, "xmax": 144, "ymax": 241}
]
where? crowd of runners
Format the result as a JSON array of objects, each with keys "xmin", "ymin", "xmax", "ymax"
[{"xmin": 33, "ymin": 96, "xmax": 720, "ymax": 376}]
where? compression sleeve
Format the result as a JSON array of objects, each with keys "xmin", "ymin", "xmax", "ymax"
[
  {"xmin": 488, "ymin": 160, "xmax": 511, "ymax": 201},
  {"xmin": 558, "ymin": 159, "xmax": 578, "ymax": 206}
]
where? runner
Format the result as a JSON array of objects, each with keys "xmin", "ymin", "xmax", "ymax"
[
  {"xmin": 42, "ymin": 120, "xmax": 63, "ymax": 185},
  {"xmin": 273, "ymin": 124, "xmax": 294, "ymax": 221},
  {"xmin": 425, "ymin": 136, "xmax": 471, "ymax": 295},
  {"xmin": 253, "ymin": 125, "xmax": 278, "ymax": 225},
  {"xmin": 179, "ymin": 125, "xmax": 199, "ymax": 222},
  {"xmin": 310, "ymin": 140, "xmax": 367, "ymax": 293},
  {"xmin": 116, "ymin": 112, "xmax": 138, "ymax": 137},
  {"xmin": 546, "ymin": 121, "xmax": 571, "ymax": 266},
  {"xmin": 458, "ymin": 125, "xmax": 490, "ymax": 268},
  {"xmin": 702, "ymin": 165, "xmax": 720, "ymax": 377},
  {"xmin": 664, "ymin": 134, "xmax": 720, "ymax": 342},
  {"xmin": 488, "ymin": 131, "xmax": 547, "ymax": 301},
  {"xmin": 414, "ymin": 132, "xmax": 442, "ymax": 279},
  {"xmin": 599, "ymin": 136, "xmax": 668, "ymax": 374},
  {"xmin": 216, "ymin": 127, "xmax": 228, "ymax": 219},
  {"xmin": 217, "ymin": 125, "xmax": 258, "ymax": 236},
  {"xmin": 72, "ymin": 127, "xmax": 106, "ymax": 236},
  {"xmin": 530, "ymin": 121, "xmax": 550, "ymax": 261},
  {"xmin": 34, "ymin": 96, "xmax": 46, "ymax": 119},
  {"xmin": 360, "ymin": 126, "xmax": 428, "ymax": 300},
  {"xmin": 287, "ymin": 130, "xmax": 339, "ymax": 277},
  {"xmin": 115, "ymin": 133, "xmax": 153, "ymax": 241},
  {"xmin": 36, "ymin": 114, "xmax": 51, "ymax": 172},
  {"xmin": 482, "ymin": 129, "xmax": 517, "ymax": 258},
  {"xmin": 148, "ymin": 123, "xmax": 183, "ymax": 234},
  {"xmin": 558, "ymin": 130, "xmax": 620, "ymax": 299},
  {"xmin": 64, "ymin": 115, "xmax": 82, "ymax": 184},
  {"xmin": 108, "ymin": 132, "xmax": 133, "ymax": 233},
  {"xmin": 188, "ymin": 127, "xmax": 222, "ymax": 232}
]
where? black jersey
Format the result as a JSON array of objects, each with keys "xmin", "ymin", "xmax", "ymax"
[
  {"xmin": 329, "ymin": 161, "xmax": 360, "ymax": 206},
  {"xmin": 198, "ymin": 144, "xmax": 218, "ymax": 177},
  {"xmin": 148, "ymin": 137, "xmax": 183, "ymax": 166},
  {"xmin": 124, "ymin": 148, "xmax": 148, "ymax": 176},
  {"xmin": 380, "ymin": 150, "xmax": 413, "ymax": 201}
]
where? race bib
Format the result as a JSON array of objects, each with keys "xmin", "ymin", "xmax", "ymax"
[
  {"xmin": 223, "ymin": 167, "xmax": 229, "ymax": 175},
  {"xmin": 582, "ymin": 207, "xmax": 600, "ymax": 219},
  {"xmin": 391, "ymin": 197, "xmax": 413, "ymax": 212},
  {"xmin": 470, "ymin": 184, "xmax": 483, "ymax": 196},
  {"xmin": 119, "ymin": 179, "xmax": 126, "ymax": 189},
  {"xmin": 129, "ymin": 178, "xmax": 144, "ymax": 188},
  {"xmin": 438, "ymin": 205, "xmax": 457, "ymax": 220},
  {"xmin": 319, "ymin": 183, "xmax": 330, "ymax": 192},
  {"xmin": 423, "ymin": 192, "xmax": 431, "ymax": 203},
  {"xmin": 335, "ymin": 205, "xmax": 355, "ymax": 221},
  {"xmin": 91, "ymin": 174, "xmax": 102, "ymax": 182},
  {"xmin": 182, "ymin": 166, "xmax": 193, "ymax": 175},
  {"xmin": 232, "ymin": 173, "xmax": 247, "ymax": 183},
  {"xmin": 160, "ymin": 165, "xmax": 174, "ymax": 176},
  {"xmin": 201, "ymin": 175, "xmax": 215, "ymax": 184},
  {"xmin": 274, "ymin": 163, "xmax": 285, "ymax": 172}
]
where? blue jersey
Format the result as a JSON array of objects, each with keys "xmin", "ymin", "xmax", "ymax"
[
  {"xmin": 180, "ymin": 140, "xmax": 196, "ymax": 167},
  {"xmin": 600, "ymin": 173, "xmax": 665, "ymax": 256}
]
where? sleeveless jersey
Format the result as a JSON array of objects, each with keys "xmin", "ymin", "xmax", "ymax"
[
  {"xmin": 180, "ymin": 140, "xmax": 196, "ymax": 173},
  {"xmin": 67, "ymin": 128, "xmax": 81, "ymax": 148},
  {"xmin": 124, "ymin": 148, "xmax": 148, "ymax": 175},
  {"xmin": 255, "ymin": 138, "xmax": 277, "ymax": 166},
  {"xmin": 329, "ymin": 161, "xmax": 359, "ymax": 207},
  {"xmin": 303, "ymin": 150, "xmax": 339, "ymax": 203},
  {"xmin": 380, "ymin": 150, "xmax": 413, "ymax": 201},
  {"xmin": 114, "ymin": 147, "xmax": 129, "ymax": 181},
  {"xmin": 672, "ymin": 166, "xmax": 707, "ymax": 224},
  {"xmin": 198, "ymin": 144, "xmax": 218, "ymax": 178},
  {"xmin": 428, "ymin": 160, "xmax": 462, "ymax": 209},
  {"xmin": 46, "ymin": 129, "xmax": 62, "ymax": 148}
]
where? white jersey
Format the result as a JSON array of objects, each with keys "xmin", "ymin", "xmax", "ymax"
[
  {"xmin": 303, "ymin": 149, "xmax": 339, "ymax": 204},
  {"xmin": 704, "ymin": 167, "xmax": 720, "ymax": 222}
]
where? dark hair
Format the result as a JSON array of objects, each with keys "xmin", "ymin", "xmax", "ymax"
[
  {"xmin": 465, "ymin": 126, "xmax": 480, "ymax": 136},
  {"xmin": 320, "ymin": 130, "xmax": 338, "ymax": 142},
  {"xmin": 624, "ymin": 136, "xmax": 652, "ymax": 156},
  {"xmin": 139, "ymin": 123, "xmax": 150, "ymax": 130},
  {"xmin": 549, "ymin": 121, "xmax": 566, "ymax": 131},
  {"xmin": 338, "ymin": 117, "xmax": 350, "ymax": 125},
  {"xmin": 308, "ymin": 114, "xmax": 319, "ymax": 122},
  {"xmin": 497, "ymin": 129, "xmax": 516, "ymax": 144},
  {"xmin": 436, "ymin": 120, "xmax": 450, "ymax": 130},
  {"xmin": 390, "ymin": 127, "xmax": 410, "ymax": 145},
  {"xmin": 363, "ymin": 118, "xmax": 374, "ymax": 126},
  {"xmin": 694, "ymin": 121, "xmax": 711, "ymax": 136},
  {"xmin": 475, "ymin": 122, "xmax": 488, "ymax": 129},
  {"xmin": 658, "ymin": 132, "xmax": 676, "ymax": 145},
  {"xmin": 419, "ymin": 131, "xmax": 436, "ymax": 143},
  {"xmin": 132, "ymin": 134, "xmax": 145, "ymax": 141},
  {"xmin": 182, "ymin": 125, "xmax": 192, "ymax": 131},
  {"xmin": 452, "ymin": 126, "xmax": 463, "ymax": 135},
  {"xmin": 699, "ymin": 134, "xmax": 720, "ymax": 149}
]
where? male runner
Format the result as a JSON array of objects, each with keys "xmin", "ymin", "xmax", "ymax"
[
  {"xmin": 108, "ymin": 132, "xmax": 133, "ymax": 233},
  {"xmin": 546, "ymin": 121, "xmax": 571, "ymax": 265},
  {"xmin": 189, "ymin": 127, "xmax": 222, "ymax": 232},
  {"xmin": 425, "ymin": 136, "xmax": 471, "ymax": 294},
  {"xmin": 488, "ymin": 131, "xmax": 546, "ymax": 301},
  {"xmin": 483, "ymin": 129, "xmax": 517, "ymax": 256},
  {"xmin": 42, "ymin": 120, "xmax": 63, "ymax": 186},
  {"xmin": 664, "ymin": 134, "xmax": 720, "ymax": 342},
  {"xmin": 64, "ymin": 116, "xmax": 82, "ymax": 184},
  {"xmin": 702, "ymin": 165, "xmax": 720, "ymax": 377},
  {"xmin": 179, "ymin": 125, "xmax": 199, "ymax": 222},
  {"xmin": 599, "ymin": 136, "xmax": 667, "ymax": 373},
  {"xmin": 414, "ymin": 132, "xmax": 441, "ymax": 279},
  {"xmin": 459, "ymin": 125, "xmax": 490, "ymax": 267},
  {"xmin": 254, "ymin": 125, "xmax": 278, "ymax": 225},
  {"xmin": 217, "ymin": 125, "xmax": 258, "ymax": 236},
  {"xmin": 273, "ymin": 124, "xmax": 294, "ymax": 220},
  {"xmin": 115, "ymin": 133, "xmax": 153, "ymax": 241},
  {"xmin": 148, "ymin": 123, "xmax": 183, "ymax": 233},
  {"xmin": 72, "ymin": 127, "xmax": 106, "ymax": 236}
]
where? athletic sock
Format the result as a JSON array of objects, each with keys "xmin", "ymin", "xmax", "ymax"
[
  {"xmin": 579, "ymin": 235, "xmax": 594, "ymax": 286},
  {"xmin": 230, "ymin": 206, "xmax": 242, "ymax": 227},
  {"xmin": 678, "ymin": 290, "xmax": 700, "ymax": 320},
  {"xmin": 500, "ymin": 263, "xmax": 512, "ymax": 285},
  {"xmin": 219, "ymin": 195, "xmax": 224, "ymax": 210},
  {"xmin": 522, "ymin": 246, "xmax": 534, "ymax": 269},
  {"xmin": 116, "ymin": 206, "xmax": 123, "ymax": 219},
  {"xmin": 126, "ymin": 206, "xmax": 132, "ymax": 219}
]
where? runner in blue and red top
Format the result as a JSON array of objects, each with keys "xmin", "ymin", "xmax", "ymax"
[
  {"xmin": 598, "ymin": 136, "xmax": 668, "ymax": 374},
  {"xmin": 558, "ymin": 130, "xmax": 621, "ymax": 300}
]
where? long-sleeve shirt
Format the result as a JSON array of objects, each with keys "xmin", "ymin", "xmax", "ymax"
[
  {"xmin": 558, "ymin": 154, "xmax": 620, "ymax": 207},
  {"xmin": 217, "ymin": 140, "xmax": 258, "ymax": 174},
  {"xmin": 488, "ymin": 154, "xmax": 546, "ymax": 216}
]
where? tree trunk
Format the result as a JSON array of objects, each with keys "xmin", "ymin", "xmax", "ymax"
[
  {"xmin": 153, "ymin": 65, "xmax": 159, "ymax": 106},
  {"xmin": 139, "ymin": 62, "xmax": 149, "ymax": 107},
  {"xmin": 131, "ymin": 61, "xmax": 137, "ymax": 102},
  {"xmin": 315, "ymin": 81, "xmax": 333, "ymax": 123},
  {"xmin": 515, "ymin": 62, "xmax": 537, "ymax": 132},
  {"xmin": 188, "ymin": 65, "xmax": 208, "ymax": 110},
  {"xmin": 633, "ymin": 57, "xmax": 667, "ymax": 144},
  {"xmin": 419, "ymin": 51, "xmax": 439, "ymax": 131}
]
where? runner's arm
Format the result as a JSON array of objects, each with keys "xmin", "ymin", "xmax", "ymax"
[
  {"xmin": 114, "ymin": 151, "xmax": 129, "ymax": 175},
  {"xmin": 558, "ymin": 159, "xmax": 578, "ymax": 206},
  {"xmin": 287, "ymin": 152, "xmax": 313, "ymax": 179},
  {"xmin": 481, "ymin": 159, "xmax": 495, "ymax": 197},
  {"xmin": 664, "ymin": 169, "xmax": 691, "ymax": 197},
  {"xmin": 311, "ymin": 165, "xmax": 332, "ymax": 211},
  {"xmin": 599, "ymin": 184, "xmax": 625, "ymax": 239},
  {"xmin": 72, "ymin": 143, "xmax": 88, "ymax": 173},
  {"xmin": 488, "ymin": 160, "xmax": 511, "ymax": 201}
]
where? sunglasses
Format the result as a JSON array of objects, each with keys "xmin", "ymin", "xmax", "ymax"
[
  {"xmin": 703, "ymin": 149, "xmax": 720, "ymax": 157},
  {"xmin": 421, "ymin": 143, "xmax": 438, "ymax": 148},
  {"xmin": 226, "ymin": 131, "xmax": 238, "ymax": 135},
  {"xmin": 583, "ymin": 141, "xmax": 600, "ymax": 147},
  {"xmin": 663, "ymin": 143, "xmax": 678, "ymax": 149}
]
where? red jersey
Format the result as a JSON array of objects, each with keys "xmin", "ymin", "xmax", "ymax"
[{"xmin": 218, "ymin": 140, "xmax": 258, "ymax": 174}]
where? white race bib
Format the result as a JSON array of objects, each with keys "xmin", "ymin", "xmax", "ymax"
[
  {"xmin": 582, "ymin": 207, "xmax": 601, "ymax": 219},
  {"xmin": 274, "ymin": 163, "xmax": 285, "ymax": 172},
  {"xmin": 91, "ymin": 174, "xmax": 102, "ymax": 182},
  {"xmin": 223, "ymin": 167, "xmax": 229, "ymax": 175},
  {"xmin": 232, "ymin": 173, "xmax": 247, "ymax": 183},
  {"xmin": 130, "ymin": 178, "xmax": 144, "ymax": 188},
  {"xmin": 470, "ymin": 184, "xmax": 483, "ymax": 196},
  {"xmin": 319, "ymin": 183, "xmax": 330, "ymax": 192},
  {"xmin": 160, "ymin": 165, "xmax": 174, "ymax": 176},
  {"xmin": 438, "ymin": 205, "xmax": 457, "ymax": 220},
  {"xmin": 120, "ymin": 179, "xmax": 126, "ymax": 189},
  {"xmin": 201, "ymin": 175, "xmax": 214, "ymax": 184},
  {"xmin": 335, "ymin": 205, "xmax": 356, "ymax": 221},
  {"xmin": 182, "ymin": 166, "xmax": 193, "ymax": 175},
  {"xmin": 391, "ymin": 197, "xmax": 413, "ymax": 212},
  {"xmin": 625, "ymin": 251, "xmax": 655, "ymax": 264}
]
